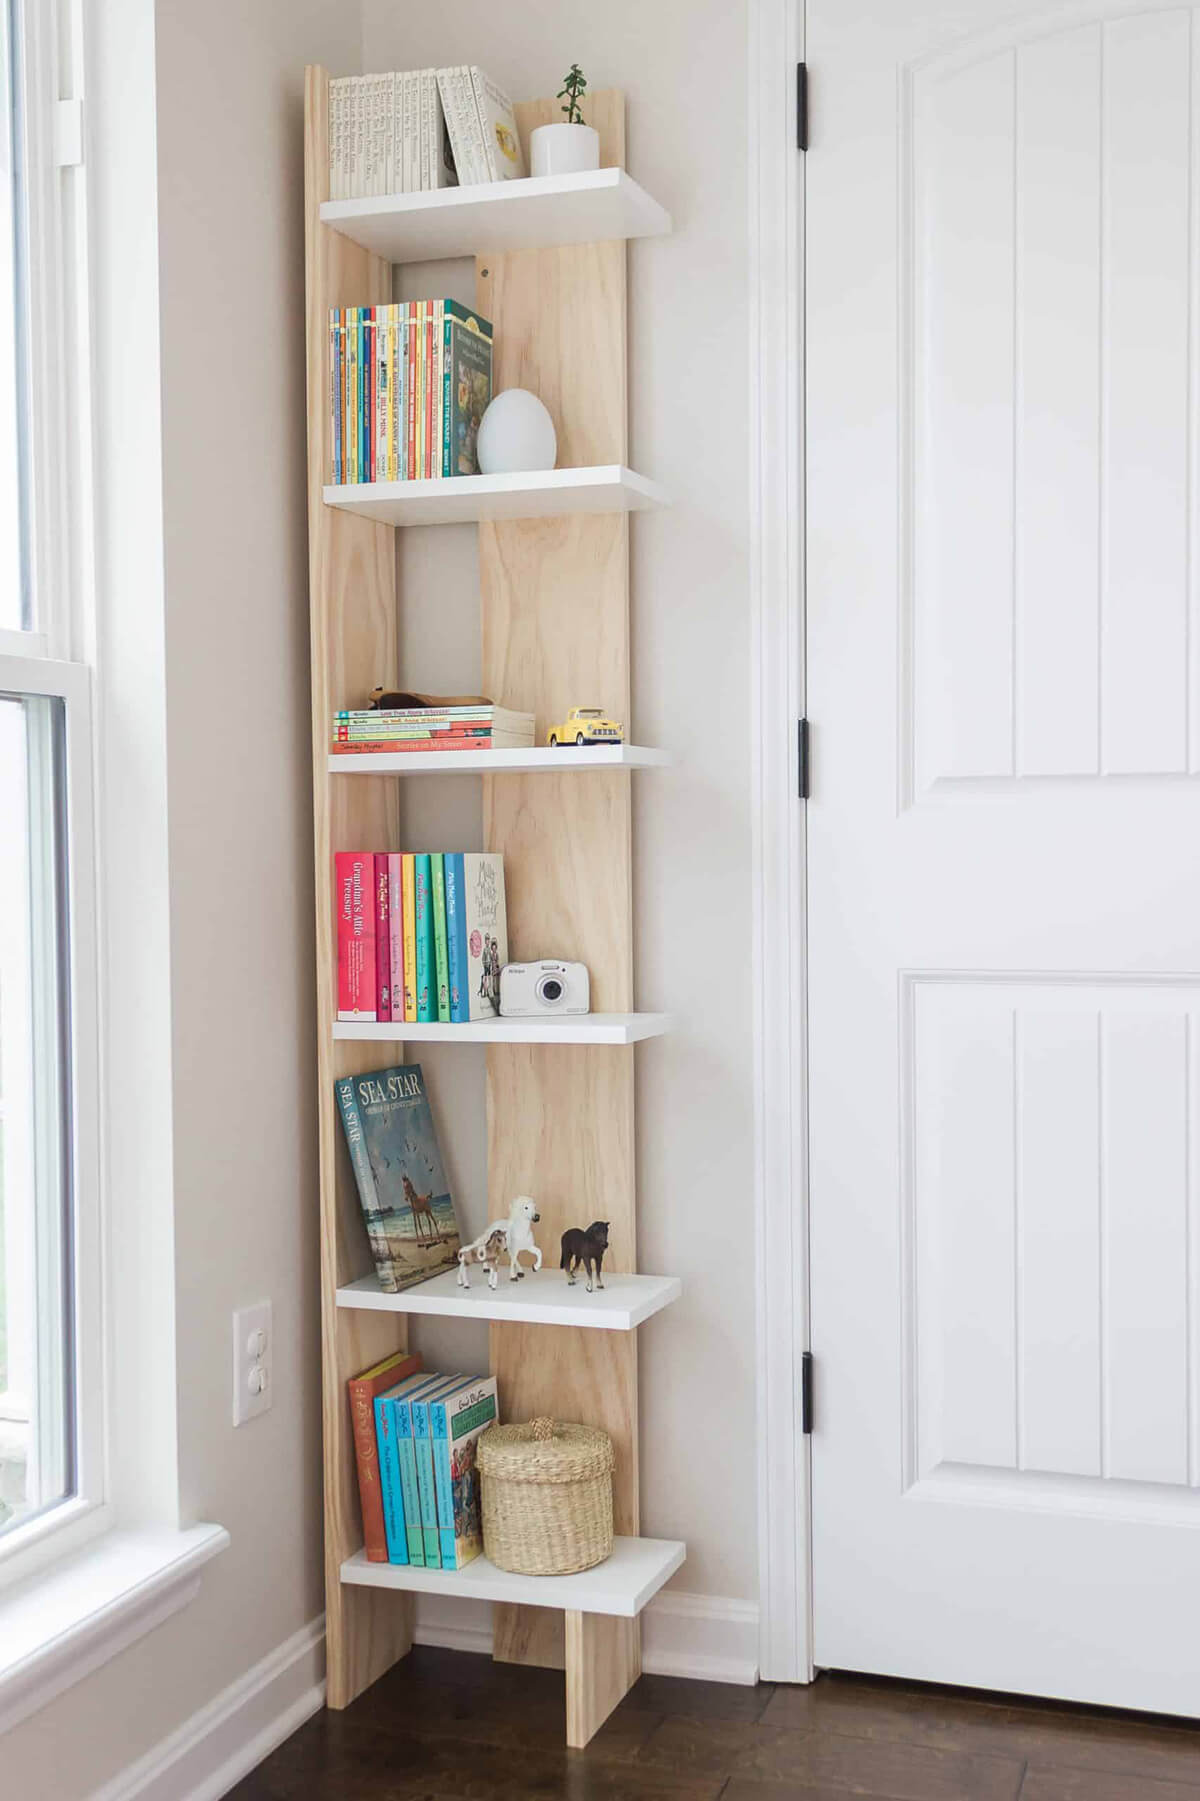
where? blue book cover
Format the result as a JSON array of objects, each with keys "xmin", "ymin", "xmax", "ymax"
[
  {"xmin": 444, "ymin": 853, "xmax": 469, "ymax": 1024},
  {"xmin": 415, "ymin": 854, "xmax": 434, "ymax": 1023},
  {"xmin": 373, "ymin": 1387, "xmax": 408, "ymax": 1564},
  {"xmin": 430, "ymin": 1377, "xmax": 470, "ymax": 1567},
  {"xmin": 394, "ymin": 1373, "xmax": 446, "ymax": 1566},
  {"xmin": 414, "ymin": 1376, "xmax": 461, "ymax": 1566},
  {"xmin": 334, "ymin": 1065, "xmax": 461, "ymax": 1291}
]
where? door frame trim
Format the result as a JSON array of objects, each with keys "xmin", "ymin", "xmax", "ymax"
[{"xmin": 748, "ymin": 0, "xmax": 813, "ymax": 1684}]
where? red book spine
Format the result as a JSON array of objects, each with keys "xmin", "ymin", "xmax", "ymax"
[
  {"xmin": 375, "ymin": 853, "xmax": 391, "ymax": 1021},
  {"xmin": 348, "ymin": 1351, "xmax": 422, "ymax": 1562},
  {"xmin": 331, "ymin": 737, "xmax": 501, "ymax": 755},
  {"xmin": 335, "ymin": 851, "xmax": 376, "ymax": 1019},
  {"xmin": 387, "ymin": 854, "xmax": 404, "ymax": 1024}
]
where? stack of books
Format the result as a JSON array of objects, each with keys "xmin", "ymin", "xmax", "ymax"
[
  {"xmin": 336, "ymin": 850, "xmax": 508, "ymax": 1025},
  {"xmin": 328, "ymin": 66, "xmax": 523, "ymax": 199},
  {"xmin": 349, "ymin": 1353, "xmax": 499, "ymax": 1571},
  {"xmin": 329, "ymin": 301, "xmax": 492, "ymax": 484},
  {"xmin": 331, "ymin": 701, "xmax": 534, "ymax": 755}
]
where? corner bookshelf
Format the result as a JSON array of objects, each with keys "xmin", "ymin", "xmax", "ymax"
[{"xmin": 304, "ymin": 68, "xmax": 679, "ymax": 1748}]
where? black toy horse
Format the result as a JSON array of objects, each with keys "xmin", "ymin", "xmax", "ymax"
[{"xmin": 560, "ymin": 1220, "xmax": 610, "ymax": 1293}]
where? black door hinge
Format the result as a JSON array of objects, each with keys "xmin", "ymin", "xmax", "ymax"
[
  {"xmin": 797, "ymin": 63, "xmax": 809, "ymax": 152},
  {"xmin": 797, "ymin": 717, "xmax": 810, "ymax": 799},
  {"xmin": 801, "ymin": 1351, "xmax": 814, "ymax": 1434}
]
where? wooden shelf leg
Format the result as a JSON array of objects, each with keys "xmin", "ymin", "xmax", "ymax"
[{"xmin": 564, "ymin": 1613, "xmax": 641, "ymax": 1749}]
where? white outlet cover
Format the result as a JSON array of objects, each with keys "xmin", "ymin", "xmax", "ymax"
[{"xmin": 233, "ymin": 1300, "xmax": 272, "ymax": 1426}]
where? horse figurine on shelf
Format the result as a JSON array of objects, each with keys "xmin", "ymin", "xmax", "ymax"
[{"xmin": 456, "ymin": 1195, "xmax": 542, "ymax": 1288}]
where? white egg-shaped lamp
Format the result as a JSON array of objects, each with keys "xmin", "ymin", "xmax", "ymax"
[{"xmin": 476, "ymin": 389, "xmax": 557, "ymax": 475}]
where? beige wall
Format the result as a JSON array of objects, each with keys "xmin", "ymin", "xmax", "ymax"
[
  {"xmin": 2, "ymin": 2, "xmax": 359, "ymax": 1793},
  {"xmin": 362, "ymin": 0, "xmax": 756, "ymax": 1604}
]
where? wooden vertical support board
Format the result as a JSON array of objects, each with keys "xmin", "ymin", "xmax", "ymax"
[
  {"xmin": 305, "ymin": 66, "xmax": 412, "ymax": 1710},
  {"xmin": 477, "ymin": 90, "xmax": 642, "ymax": 1741}
]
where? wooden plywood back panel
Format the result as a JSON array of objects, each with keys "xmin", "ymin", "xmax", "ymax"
[
  {"xmin": 306, "ymin": 65, "xmax": 411, "ymax": 1710},
  {"xmin": 477, "ymin": 94, "xmax": 640, "ymax": 1706}
]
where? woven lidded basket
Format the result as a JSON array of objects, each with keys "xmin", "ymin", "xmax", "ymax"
[{"xmin": 477, "ymin": 1417, "xmax": 614, "ymax": 1575}]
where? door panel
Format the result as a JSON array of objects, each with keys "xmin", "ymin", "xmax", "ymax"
[{"xmin": 809, "ymin": 0, "xmax": 1200, "ymax": 1711}]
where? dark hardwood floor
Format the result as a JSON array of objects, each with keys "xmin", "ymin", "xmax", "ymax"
[{"xmin": 226, "ymin": 1645, "xmax": 1200, "ymax": 1800}]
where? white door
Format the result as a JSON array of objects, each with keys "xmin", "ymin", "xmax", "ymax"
[{"xmin": 808, "ymin": 0, "xmax": 1200, "ymax": 1711}]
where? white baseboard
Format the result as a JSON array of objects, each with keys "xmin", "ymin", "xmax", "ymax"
[
  {"xmin": 412, "ymin": 1590, "xmax": 759, "ymax": 1687},
  {"xmin": 90, "ymin": 1616, "xmax": 325, "ymax": 1801}
]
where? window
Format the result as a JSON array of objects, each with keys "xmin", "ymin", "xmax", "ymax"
[{"xmin": 0, "ymin": 0, "xmax": 102, "ymax": 1562}]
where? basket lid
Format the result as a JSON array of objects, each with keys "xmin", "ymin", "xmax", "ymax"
[{"xmin": 477, "ymin": 1417, "xmax": 614, "ymax": 1484}]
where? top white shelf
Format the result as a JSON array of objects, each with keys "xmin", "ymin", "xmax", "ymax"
[{"xmin": 320, "ymin": 166, "xmax": 671, "ymax": 263}]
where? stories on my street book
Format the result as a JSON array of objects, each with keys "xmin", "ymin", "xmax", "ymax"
[{"xmin": 335, "ymin": 1063, "xmax": 461, "ymax": 1293}]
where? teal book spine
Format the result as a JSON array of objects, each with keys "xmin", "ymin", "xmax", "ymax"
[
  {"xmin": 431, "ymin": 1384, "xmax": 464, "ymax": 1566},
  {"xmin": 374, "ymin": 1395, "xmax": 408, "ymax": 1564},
  {"xmin": 412, "ymin": 1391, "xmax": 443, "ymax": 1565},
  {"xmin": 414, "ymin": 853, "xmax": 434, "ymax": 1023},
  {"xmin": 431, "ymin": 853, "xmax": 450, "ymax": 1022},
  {"xmin": 395, "ymin": 1393, "xmax": 425, "ymax": 1565},
  {"xmin": 444, "ymin": 853, "xmax": 468, "ymax": 1024}
]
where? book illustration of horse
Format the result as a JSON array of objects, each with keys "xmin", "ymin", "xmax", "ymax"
[{"xmin": 402, "ymin": 1172, "xmax": 439, "ymax": 1242}]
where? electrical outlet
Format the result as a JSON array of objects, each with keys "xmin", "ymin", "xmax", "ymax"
[{"xmin": 232, "ymin": 1300, "xmax": 272, "ymax": 1426}]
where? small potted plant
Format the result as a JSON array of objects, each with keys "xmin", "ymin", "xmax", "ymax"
[{"xmin": 530, "ymin": 64, "xmax": 601, "ymax": 178}]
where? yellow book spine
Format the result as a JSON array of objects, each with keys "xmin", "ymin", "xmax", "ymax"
[{"xmin": 402, "ymin": 853, "xmax": 417, "ymax": 1022}]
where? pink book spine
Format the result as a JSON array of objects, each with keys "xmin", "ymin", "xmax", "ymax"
[
  {"xmin": 336, "ymin": 852, "xmax": 377, "ymax": 1021},
  {"xmin": 387, "ymin": 854, "xmax": 404, "ymax": 1024},
  {"xmin": 375, "ymin": 854, "xmax": 392, "ymax": 1022}
]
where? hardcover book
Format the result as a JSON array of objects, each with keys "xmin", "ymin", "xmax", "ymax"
[
  {"xmin": 414, "ymin": 852, "xmax": 434, "ymax": 1022},
  {"xmin": 348, "ymin": 1348, "xmax": 422, "ymax": 1562},
  {"xmin": 414, "ymin": 1374, "xmax": 464, "ymax": 1565},
  {"xmin": 374, "ymin": 853, "xmax": 392, "ymax": 1022},
  {"xmin": 431, "ymin": 852, "xmax": 450, "ymax": 1022},
  {"xmin": 336, "ymin": 851, "xmax": 377, "ymax": 1021},
  {"xmin": 444, "ymin": 852, "xmax": 507, "ymax": 1021},
  {"xmin": 431, "ymin": 1375, "xmax": 497, "ymax": 1569},
  {"xmin": 334, "ymin": 1064, "xmax": 461, "ymax": 1292}
]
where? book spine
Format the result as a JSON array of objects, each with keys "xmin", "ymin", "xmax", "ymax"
[
  {"xmin": 349, "ymin": 1375, "xmax": 389, "ymax": 1561},
  {"xmin": 431, "ymin": 1393, "xmax": 459, "ymax": 1567},
  {"xmin": 387, "ymin": 854, "xmax": 403, "ymax": 1025},
  {"xmin": 330, "ymin": 738, "xmax": 517, "ymax": 755},
  {"xmin": 431, "ymin": 852, "xmax": 450, "ymax": 1022},
  {"xmin": 412, "ymin": 1395, "xmax": 442, "ymax": 1565},
  {"xmin": 425, "ymin": 302, "xmax": 435, "ymax": 482},
  {"xmin": 442, "ymin": 306, "xmax": 453, "ymax": 476},
  {"xmin": 334, "ymin": 1076, "xmax": 396, "ymax": 1290},
  {"xmin": 375, "ymin": 306, "xmax": 387, "ymax": 485},
  {"xmin": 329, "ymin": 309, "xmax": 338, "ymax": 483},
  {"xmin": 444, "ymin": 852, "xmax": 468, "ymax": 1024},
  {"xmin": 407, "ymin": 301, "xmax": 417, "ymax": 481},
  {"xmin": 402, "ymin": 853, "xmax": 417, "ymax": 1022},
  {"xmin": 469, "ymin": 66, "xmax": 496, "ymax": 181},
  {"xmin": 335, "ymin": 851, "xmax": 376, "ymax": 1020},
  {"xmin": 395, "ymin": 1395, "xmax": 425, "ymax": 1564},
  {"xmin": 414, "ymin": 853, "xmax": 433, "ymax": 1022},
  {"xmin": 374, "ymin": 852, "xmax": 391, "ymax": 1021},
  {"xmin": 459, "ymin": 66, "xmax": 485, "ymax": 183},
  {"xmin": 374, "ymin": 1395, "xmax": 409, "ymax": 1564}
]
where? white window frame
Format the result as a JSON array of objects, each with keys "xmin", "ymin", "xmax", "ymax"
[
  {"xmin": 0, "ymin": 0, "xmax": 108, "ymax": 1580},
  {"xmin": 0, "ymin": 0, "xmax": 226, "ymax": 1727}
]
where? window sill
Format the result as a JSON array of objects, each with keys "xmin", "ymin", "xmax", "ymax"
[{"xmin": 0, "ymin": 1521, "xmax": 229, "ymax": 1734}]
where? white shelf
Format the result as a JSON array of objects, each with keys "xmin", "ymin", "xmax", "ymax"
[
  {"xmin": 323, "ymin": 465, "xmax": 667, "ymax": 528},
  {"xmin": 341, "ymin": 1534, "xmax": 685, "ymax": 1619},
  {"xmin": 332, "ymin": 1012, "xmax": 670, "ymax": 1046},
  {"xmin": 336, "ymin": 1268, "xmax": 681, "ymax": 1330},
  {"xmin": 328, "ymin": 743, "xmax": 670, "ymax": 776},
  {"xmin": 320, "ymin": 166, "xmax": 671, "ymax": 262}
]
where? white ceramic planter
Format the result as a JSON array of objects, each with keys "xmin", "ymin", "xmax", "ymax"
[{"xmin": 530, "ymin": 123, "xmax": 601, "ymax": 179}]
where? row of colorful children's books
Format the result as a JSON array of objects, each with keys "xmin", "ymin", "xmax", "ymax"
[
  {"xmin": 336, "ymin": 850, "xmax": 509, "ymax": 1024},
  {"xmin": 329, "ymin": 300, "xmax": 493, "ymax": 485},
  {"xmin": 331, "ymin": 701, "xmax": 534, "ymax": 756},
  {"xmin": 328, "ymin": 67, "xmax": 524, "ymax": 200},
  {"xmin": 349, "ymin": 1348, "xmax": 498, "ymax": 1568}
]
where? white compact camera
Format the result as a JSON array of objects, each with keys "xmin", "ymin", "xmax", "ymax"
[{"xmin": 499, "ymin": 959, "xmax": 590, "ymax": 1017}]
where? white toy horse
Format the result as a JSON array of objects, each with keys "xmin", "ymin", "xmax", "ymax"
[{"xmin": 456, "ymin": 1195, "xmax": 543, "ymax": 1289}]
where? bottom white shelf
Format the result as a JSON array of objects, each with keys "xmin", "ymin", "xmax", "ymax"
[{"xmin": 341, "ymin": 1534, "xmax": 685, "ymax": 1619}]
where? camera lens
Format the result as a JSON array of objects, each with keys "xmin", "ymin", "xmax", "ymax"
[{"xmin": 540, "ymin": 978, "xmax": 563, "ymax": 1003}]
